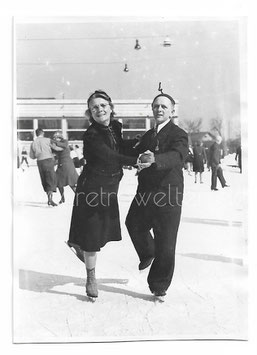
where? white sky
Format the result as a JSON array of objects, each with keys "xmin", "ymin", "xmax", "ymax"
[{"xmin": 15, "ymin": 18, "xmax": 245, "ymax": 135}]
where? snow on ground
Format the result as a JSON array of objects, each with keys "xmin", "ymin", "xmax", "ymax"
[{"xmin": 13, "ymin": 155, "xmax": 247, "ymax": 343}]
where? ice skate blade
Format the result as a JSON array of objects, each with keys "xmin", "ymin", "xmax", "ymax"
[
  {"xmin": 87, "ymin": 296, "xmax": 97, "ymax": 302},
  {"xmin": 65, "ymin": 241, "xmax": 84, "ymax": 263},
  {"xmin": 154, "ymin": 295, "xmax": 165, "ymax": 303}
]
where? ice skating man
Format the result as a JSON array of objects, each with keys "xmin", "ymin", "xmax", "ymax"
[
  {"xmin": 126, "ymin": 93, "xmax": 188, "ymax": 300},
  {"xmin": 29, "ymin": 128, "xmax": 58, "ymax": 206}
]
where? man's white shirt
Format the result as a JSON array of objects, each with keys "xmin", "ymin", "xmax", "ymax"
[{"xmin": 156, "ymin": 118, "xmax": 170, "ymax": 133}]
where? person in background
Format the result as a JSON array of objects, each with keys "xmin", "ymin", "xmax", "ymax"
[
  {"xmin": 74, "ymin": 144, "xmax": 85, "ymax": 172},
  {"xmin": 235, "ymin": 145, "xmax": 242, "ymax": 173},
  {"xmin": 208, "ymin": 136, "xmax": 229, "ymax": 191},
  {"xmin": 20, "ymin": 146, "xmax": 29, "ymax": 170},
  {"xmin": 192, "ymin": 140, "xmax": 207, "ymax": 183},
  {"xmin": 29, "ymin": 128, "xmax": 58, "ymax": 206},
  {"xmin": 125, "ymin": 92, "xmax": 188, "ymax": 301},
  {"xmin": 184, "ymin": 145, "xmax": 194, "ymax": 175},
  {"xmin": 69, "ymin": 145, "xmax": 81, "ymax": 173},
  {"xmin": 17, "ymin": 138, "xmax": 22, "ymax": 169},
  {"xmin": 52, "ymin": 131, "xmax": 79, "ymax": 204}
]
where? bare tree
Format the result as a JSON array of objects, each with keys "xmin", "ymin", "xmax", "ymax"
[
  {"xmin": 210, "ymin": 116, "xmax": 223, "ymax": 136},
  {"xmin": 182, "ymin": 118, "xmax": 203, "ymax": 134}
]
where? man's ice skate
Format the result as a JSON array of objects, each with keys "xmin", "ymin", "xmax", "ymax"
[
  {"xmin": 154, "ymin": 295, "xmax": 165, "ymax": 302},
  {"xmin": 152, "ymin": 290, "xmax": 166, "ymax": 303},
  {"xmin": 86, "ymin": 268, "xmax": 98, "ymax": 302}
]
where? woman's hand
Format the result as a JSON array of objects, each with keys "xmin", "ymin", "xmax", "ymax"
[
  {"xmin": 139, "ymin": 150, "xmax": 155, "ymax": 164},
  {"xmin": 136, "ymin": 150, "xmax": 155, "ymax": 171}
]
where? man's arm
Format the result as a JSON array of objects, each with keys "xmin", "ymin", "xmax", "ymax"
[
  {"xmin": 154, "ymin": 132, "xmax": 188, "ymax": 170},
  {"xmin": 120, "ymin": 138, "xmax": 140, "ymax": 157}
]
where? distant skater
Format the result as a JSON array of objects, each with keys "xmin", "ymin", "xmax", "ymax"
[
  {"xmin": 29, "ymin": 128, "xmax": 58, "ymax": 206},
  {"xmin": 52, "ymin": 131, "xmax": 79, "ymax": 204},
  {"xmin": 74, "ymin": 144, "xmax": 85, "ymax": 172},
  {"xmin": 209, "ymin": 136, "xmax": 229, "ymax": 191},
  {"xmin": 20, "ymin": 146, "xmax": 29, "ymax": 170},
  {"xmin": 192, "ymin": 140, "xmax": 207, "ymax": 183},
  {"xmin": 235, "ymin": 145, "xmax": 242, "ymax": 173},
  {"xmin": 184, "ymin": 145, "xmax": 194, "ymax": 175}
]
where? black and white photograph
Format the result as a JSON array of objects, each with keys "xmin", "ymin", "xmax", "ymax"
[{"xmin": 10, "ymin": 9, "xmax": 252, "ymax": 349}]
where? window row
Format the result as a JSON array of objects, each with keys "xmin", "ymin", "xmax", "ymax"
[
  {"xmin": 16, "ymin": 117, "xmax": 155, "ymax": 141},
  {"xmin": 17, "ymin": 117, "xmax": 155, "ymax": 130},
  {"xmin": 17, "ymin": 130, "xmax": 147, "ymax": 141},
  {"xmin": 17, "ymin": 118, "xmax": 90, "ymax": 130}
]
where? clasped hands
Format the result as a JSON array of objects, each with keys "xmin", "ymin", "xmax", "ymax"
[{"xmin": 137, "ymin": 150, "xmax": 155, "ymax": 172}]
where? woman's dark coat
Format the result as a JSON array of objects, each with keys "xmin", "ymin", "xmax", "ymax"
[{"xmin": 68, "ymin": 119, "xmax": 138, "ymax": 252}]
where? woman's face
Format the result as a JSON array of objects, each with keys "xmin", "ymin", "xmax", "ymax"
[
  {"xmin": 88, "ymin": 97, "xmax": 111, "ymax": 126},
  {"xmin": 54, "ymin": 134, "xmax": 62, "ymax": 141}
]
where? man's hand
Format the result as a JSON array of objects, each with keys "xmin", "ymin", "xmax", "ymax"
[
  {"xmin": 136, "ymin": 150, "xmax": 155, "ymax": 172},
  {"xmin": 139, "ymin": 150, "xmax": 155, "ymax": 164}
]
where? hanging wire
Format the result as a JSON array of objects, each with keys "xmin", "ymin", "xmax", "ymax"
[
  {"xmin": 17, "ymin": 35, "xmax": 170, "ymax": 41},
  {"xmin": 16, "ymin": 47, "xmax": 234, "ymax": 66}
]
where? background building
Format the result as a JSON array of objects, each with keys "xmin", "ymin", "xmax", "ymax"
[{"xmin": 16, "ymin": 97, "xmax": 179, "ymax": 147}]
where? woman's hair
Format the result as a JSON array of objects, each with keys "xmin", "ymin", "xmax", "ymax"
[
  {"xmin": 86, "ymin": 89, "xmax": 115, "ymax": 123},
  {"xmin": 53, "ymin": 130, "xmax": 63, "ymax": 139}
]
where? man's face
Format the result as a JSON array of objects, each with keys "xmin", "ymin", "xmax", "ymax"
[{"xmin": 152, "ymin": 96, "xmax": 174, "ymax": 125}]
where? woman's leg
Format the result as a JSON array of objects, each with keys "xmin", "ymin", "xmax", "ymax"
[
  {"xmin": 83, "ymin": 251, "xmax": 98, "ymax": 298},
  {"xmin": 187, "ymin": 163, "xmax": 191, "ymax": 175},
  {"xmin": 58, "ymin": 187, "xmax": 65, "ymax": 203},
  {"xmin": 84, "ymin": 251, "xmax": 97, "ymax": 269},
  {"xmin": 194, "ymin": 172, "xmax": 197, "ymax": 183},
  {"xmin": 200, "ymin": 172, "xmax": 203, "ymax": 183}
]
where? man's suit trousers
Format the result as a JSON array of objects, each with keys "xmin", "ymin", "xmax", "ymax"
[{"xmin": 126, "ymin": 191, "xmax": 182, "ymax": 293}]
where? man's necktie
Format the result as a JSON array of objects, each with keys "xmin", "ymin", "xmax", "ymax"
[{"xmin": 153, "ymin": 126, "xmax": 159, "ymax": 152}]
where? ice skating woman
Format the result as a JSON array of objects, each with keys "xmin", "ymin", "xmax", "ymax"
[{"xmin": 67, "ymin": 90, "xmax": 139, "ymax": 300}]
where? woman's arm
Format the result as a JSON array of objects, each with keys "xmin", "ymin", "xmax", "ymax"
[
  {"xmin": 50, "ymin": 142, "xmax": 64, "ymax": 151},
  {"xmin": 85, "ymin": 130, "xmax": 138, "ymax": 166}
]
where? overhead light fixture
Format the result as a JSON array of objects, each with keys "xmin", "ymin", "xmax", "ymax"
[
  {"xmin": 134, "ymin": 39, "xmax": 141, "ymax": 50},
  {"xmin": 123, "ymin": 63, "xmax": 129, "ymax": 72},
  {"xmin": 158, "ymin": 82, "xmax": 163, "ymax": 94},
  {"xmin": 163, "ymin": 36, "xmax": 172, "ymax": 47}
]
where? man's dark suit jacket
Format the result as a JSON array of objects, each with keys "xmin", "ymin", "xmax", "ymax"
[
  {"xmin": 136, "ymin": 120, "xmax": 188, "ymax": 196},
  {"xmin": 208, "ymin": 141, "xmax": 221, "ymax": 167}
]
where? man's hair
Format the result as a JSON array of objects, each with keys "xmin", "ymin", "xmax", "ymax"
[
  {"xmin": 152, "ymin": 93, "xmax": 176, "ymax": 107},
  {"xmin": 35, "ymin": 128, "xmax": 44, "ymax": 137}
]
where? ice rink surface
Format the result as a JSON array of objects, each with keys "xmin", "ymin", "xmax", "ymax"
[{"xmin": 13, "ymin": 155, "xmax": 247, "ymax": 343}]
